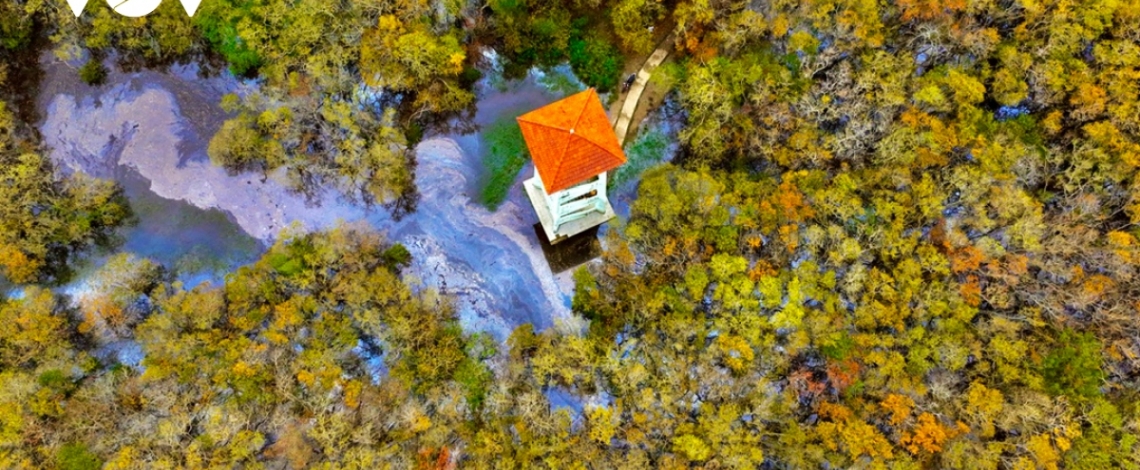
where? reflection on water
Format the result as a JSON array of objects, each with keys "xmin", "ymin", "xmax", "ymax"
[
  {"xmin": 8, "ymin": 166, "xmax": 263, "ymax": 298},
  {"xmin": 115, "ymin": 165, "xmax": 263, "ymax": 284}
]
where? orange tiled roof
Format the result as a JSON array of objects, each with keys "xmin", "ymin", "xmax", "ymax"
[{"xmin": 517, "ymin": 88, "xmax": 626, "ymax": 194}]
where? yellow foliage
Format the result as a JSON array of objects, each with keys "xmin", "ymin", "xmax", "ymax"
[
  {"xmin": 1081, "ymin": 274, "xmax": 1114, "ymax": 299},
  {"xmin": 771, "ymin": 14, "xmax": 790, "ymax": 37},
  {"xmin": 587, "ymin": 406, "xmax": 618, "ymax": 444},
  {"xmin": 819, "ymin": 402, "xmax": 853, "ymax": 421},
  {"xmin": 1025, "ymin": 433, "xmax": 1060, "ymax": 470},
  {"xmin": 965, "ymin": 381, "xmax": 1003, "ymax": 437},
  {"xmin": 715, "ymin": 334, "xmax": 755, "ymax": 374},
  {"xmin": 817, "ymin": 415, "xmax": 895, "ymax": 460},
  {"xmin": 779, "ymin": 224, "xmax": 800, "ymax": 253},
  {"xmin": 343, "ymin": 380, "xmax": 363, "ymax": 409},
  {"xmin": 0, "ymin": 244, "xmax": 40, "ymax": 284},
  {"xmin": 1107, "ymin": 231, "xmax": 1137, "ymax": 263},
  {"xmin": 232, "ymin": 361, "xmax": 256, "ymax": 378},
  {"xmin": 880, "ymin": 394, "xmax": 915, "ymax": 425},
  {"xmin": 0, "ymin": 402, "xmax": 23, "ymax": 447},
  {"xmin": 902, "ymin": 413, "xmax": 955, "ymax": 454},
  {"xmin": 104, "ymin": 446, "xmax": 140, "ymax": 470},
  {"xmin": 411, "ymin": 414, "xmax": 432, "ymax": 433},
  {"xmin": 746, "ymin": 234, "xmax": 763, "ymax": 250}
]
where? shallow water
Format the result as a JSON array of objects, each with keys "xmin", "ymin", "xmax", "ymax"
[
  {"xmin": 37, "ymin": 55, "xmax": 585, "ymax": 340},
  {"xmin": 115, "ymin": 165, "xmax": 261, "ymax": 281}
]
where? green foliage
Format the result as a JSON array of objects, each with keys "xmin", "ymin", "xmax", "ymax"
[
  {"xmin": 479, "ymin": 115, "xmax": 529, "ymax": 210},
  {"xmin": 208, "ymin": 101, "xmax": 413, "ymax": 206},
  {"xmin": 611, "ymin": 126, "xmax": 670, "ymax": 189},
  {"xmin": 611, "ymin": 0, "xmax": 663, "ymax": 55},
  {"xmin": 1041, "ymin": 330, "xmax": 1105, "ymax": 400},
  {"xmin": 360, "ymin": 13, "xmax": 474, "ymax": 114},
  {"xmin": 0, "ymin": 1, "xmax": 33, "ymax": 50},
  {"xmin": 193, "ymin": 4, "xmax": 262, "ymax": 76},
  {"xmin": 568, "ymin": 36, "xmax": 623, "ymax": 93},
  {"xmin": 78, "ymin": 60, "xmax": 107, "ymax": 86},
  {"xmin": 0, "ymin": 102, "xmax": 131, "ymax": 284},
  {"xmin": 267, "ymin": 239, "xmax": 314, "ymax": 277},
  {"xmin": 484, "ymin": 2, "xmax": 625, "ymax": 91},
  {"xmin": 75, "ymin": 0, "xmax": 199, "ymax": 64},
  {"xmin": 820, "ymin": 333, "xmax": 855, "ymax": 360},
  {"xmin": 404, "ymin": 121, "xmax": 424, "ymax": 147},
  {"xmin": 7, "ymin": 0, "xmax": 1140, "ymax": 466},
  {"xmin": 673, "ymin": 51, "xmax": 810, "ymax": 164},
  {"xmin": 37, "ymin": 369, "xmax": 69, "ymax": 391},
  {"xmin": 381, "ymin": 244, "xmax": 412, "ymax": 272},
  {"xmin": 459, "ymin": 66, "xmax": 484, "ymax": 90},
  {"xmin": 453, "ymin": 342, "xmax": 494, "ymax": 410},
  {"xmin": 1065, "ymin": 399, "xmax": 1139, "ymax": 469},
  {"xmin": 537, "ymin": 66, "xmax": 587, "ymax": 97},
  {"xmin": 57, "ymin": 443, "xmax": 102, "ymax": 470}
]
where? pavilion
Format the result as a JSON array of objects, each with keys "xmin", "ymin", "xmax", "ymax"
[{"xmin": 517, "ymin": 89, "xmax": 626, "ymax": 244}]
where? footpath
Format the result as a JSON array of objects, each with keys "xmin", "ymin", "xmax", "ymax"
[{"xmin": 612, "ymin": 35, "xmax": 673, "ymax": 145}]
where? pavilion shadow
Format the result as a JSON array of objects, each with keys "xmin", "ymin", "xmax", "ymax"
[{"xmin": 532, "ymin": 223, "xmax": 602, "ymax": 274}]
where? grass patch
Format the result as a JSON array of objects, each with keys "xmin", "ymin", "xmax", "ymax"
[
  {"xmin": 537, "ymin": 64, "xmax": 586, "ymax": 97},
  {"xmin": 479, "ymin": 116, "xmax": 529, "ymax": 210},
  {"xmin": 611, "ymin": 126, "xmax": 669, "ymax": 189}
]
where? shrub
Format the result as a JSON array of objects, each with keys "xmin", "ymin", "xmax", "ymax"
[
  {"xmin": 568, "ymin": 36, "xmax": 623, "ymax": 93},
  {"xmin": 381, "ymin": 244, "xmax": 412, "ymax": 272},
  {"xmin": 57, "ymin": 443, "xmax": 102, "ymax": 470},
  {"xmin": 78, "ymin": 60, "xmax": 107, "ymax": 86},
  {"xmin": 194, "ymin": 9, "xmax": 262, "ymax": 76},
  {"xmin": 1041, "ymin": 329, "xmax": 1105, "ymax": 399},
  {"xmin": 404, "ymin": 121, "xmax": 424, "ymax": 147},
  {"xmin": 459, "ymin": 66, "xmax": 484, "ymax": 89}
]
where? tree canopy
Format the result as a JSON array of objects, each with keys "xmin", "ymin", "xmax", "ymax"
[{"xmin": 2, "ymin": 0, "xmax": 1140, "ymax": 467}]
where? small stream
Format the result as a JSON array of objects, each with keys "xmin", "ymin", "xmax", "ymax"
[{"xmin": 37, "ymin": 54, "xmax": 587, "ymax": 340}]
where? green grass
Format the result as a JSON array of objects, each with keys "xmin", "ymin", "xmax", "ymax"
[
  {"xmin": 537, "ymin": 65, "xmax": 586, "ymax": 97},
  {"xmin": 611, "ymin": 127, "xmax": 669, "ymax": 189},
  {"xmin": 479, "ymin": 116, "xmax": 529, "ymax": 210}
]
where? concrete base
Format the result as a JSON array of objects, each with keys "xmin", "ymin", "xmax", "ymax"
[{"xmin": 525, "ymin": 176, "xmax": 615, "ymax": 245}]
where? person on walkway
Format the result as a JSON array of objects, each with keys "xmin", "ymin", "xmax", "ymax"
[{"xmin": 622, "ymin": 73, "xmax": 637, "ymax": 93}]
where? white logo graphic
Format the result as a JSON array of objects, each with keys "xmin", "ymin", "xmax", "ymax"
[{"xmin": 67, "ymin": 0, "xmax": 201, "ymax": 17}]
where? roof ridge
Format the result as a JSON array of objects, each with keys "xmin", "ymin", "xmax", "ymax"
[
  {"xmin": 572, "ymin": 126, "xmax": 623, "ymax": 159},
  {"xmin": 568, "ymin": 89, "xmax": 593, "ymax": 133},
  {"xmin": 549, "ymin": 88, "xmax": 595, "ymax": 188}
]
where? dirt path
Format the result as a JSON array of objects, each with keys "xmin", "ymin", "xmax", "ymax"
[{"xmin": 613, "ymin": 35, "xmax": 673, "ymax": 145}]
